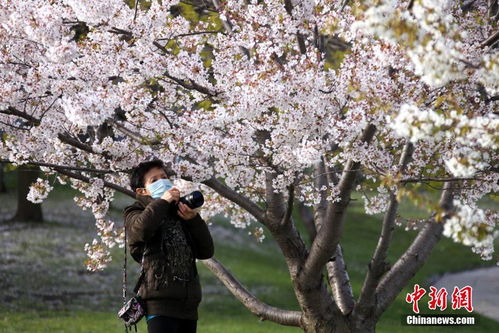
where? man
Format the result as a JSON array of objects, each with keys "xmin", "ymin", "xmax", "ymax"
[{"xmin": 124, "ymin": 159, "xmax": 214, "ymax": 333}]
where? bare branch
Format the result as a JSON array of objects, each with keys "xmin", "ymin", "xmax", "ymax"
[
  {"xmin": 40, "ymin": 94, "xmax": 62, "ymax": 120},
  {"xmin": 488, "ymin": 0, "xmax": 499, "ymax": 20},
  {"xmin": 283, "ymin": 0, "xmax": 307, "ymax": 56},
  {"xmin": 108, "ymin": 27, "xmax": 133, "ymax": 40},
  {"xmin": 374, "ymin": 181, "xmax": 456, "ymax": 318},
  {"xmin": 265, "ymin": 171, "xmax": 286, "ymax": 225},
  {"xmin": 302, "ymin": 124, "xmax": 376, "ymax": 280},
  {"xmin": 54, "ymin": 168, "xmax": 136, "ymax": 198},
  {"xmin": 401, "ymin": 176, "xmax": 484, "ymax": 183},
  {"xmin": 355, "ymin": 142, "xmax": 414, "ymax": 320},
  {"xmin": 280, "ymin": 184, "xmax": 294, "ymax": 226},
  {"xmin": 0, "ymin": 107, "xmax": 40, "ymax": 126},
  {"xmin": 202, "ymin": 176, "xmax": 267, "ymax": 223},
  {"xmin": 0, "ymin": 159, "xmax": 126, "ymax": 174},
  {"xmin": 202, "ymin": 257, "xmax": 302, "ymax": 327},
  {"xmin": 152, "ymin": 40, "xmax": 172, "ymax": 54},
  {"xmin": 284, "ymin": 0, "xmax": 293, "ymax": 15},
  {"xmin": 480, "ymin": 30, "xmax": 499, "ymax": 48},
  {"xmin": 407, "ymin": 0, "xmax": 415, "ymax": 10},
  {"xmin": 340, "ymin": 0, "xmax": 351, "ymax": 12},
  {"xmin": 326, "ymin": 245, "xmax": 355, "ymax": 315},
  {"xmin": 211, "ymin": 0, "xmax": 235, "ymax": 33},
  {"xmin": 313, "ymin": 157, "xmax": 328, "ymax": 231},
  {"xmin": 57, "ymin": 133, "xmax": 96, "ymax": 155},
  {"xmin": 161, "ymin": 71, "xmax": 218, "ymax": 97},
  {"xmin": 0, "ymin": 107, "xmax": 97, "ymax": 156},
  {"xmin": 156, "ymin": 30, "xmax": 225, "ymax": 41},
  {"xmin": 103, "ymin": 124, "xmax": 267, "ymax": 224},
  {"xmin": 109, "ymin": 119, "xmax": 161, "ymax": 145},
  {"xmin": 0, "ymin": 120, "xmax": 30, "ymax": 131},
  {"xmin": 133, "ymin": 0, "xmax": 139, "ymax": 23}
]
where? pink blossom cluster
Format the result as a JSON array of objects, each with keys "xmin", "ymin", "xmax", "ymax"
[{"xmin": 0, "ymin": 0, "xmax": 496, "ymax": 269}]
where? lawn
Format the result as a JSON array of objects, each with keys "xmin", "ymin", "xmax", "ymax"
[{"xmin": 0, "ymin": 178, "xmax": 497, "ymax": 332}]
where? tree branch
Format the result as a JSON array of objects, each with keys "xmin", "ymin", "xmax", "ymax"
[
  {"xmin": 280, "ymin": 184, "xmax": 294, "ymax": 226},
  {"xmin": 202, "ymin": 257, "xmax": 302, "ymax": 327},
  {"xmin": 161, "ymin": 71, "xmax": 218, "ymax": 97},
  {"xmin": 108, "ymin": 119, "xmax": 161, "ymax": 145},
  {"xmin": 0, "ymin": 107, "xmax": 40, "ymax": 126},
  {"xmin": 57, "ymin": 133, "xmax": 97, "ymax": 155},
  {"xmin": 302, "ymin": 124, "xmax": 376, "ymax": 280},
  {"xmin": 105, "ymin": 125, "xmax": 267, "ymax": 224},
  {"xmin": 265, "ymin": 171, "xmax": 286, "ymax": 226},
  {"xmin": 401, "ymin": 176, "xmax": 484, "ymax": 183},
  {"xmin": 355, "ymin": 142, "xmax": 414, "ymax": 320},
  {"xmin": 0, "ymin": 159, "xmax": 126, "ymax": 174},
  {"xmin": 211, "ymin": 0, "xmax": 235, "ymax": 33},
  {"xmin": 156, "ymin": 30, "xmax": 225, "ymax": 41},
  {"xmin": 283, "ymin": 0, "xmax": 307, "ymax": 56},
  {"xmin": 374, "ymin": 181, "xmax": 456, "ymax": 318},
  {"xmin": 313, "ymin": 157, "xmax": 328, "ymax": 232},
  {"xmin": 203, "ymin": 176, "xmax": 266, "ymax": 223},
  {"xmin": 480, "ymin": 30, "xmax": 499, "ymax": 48},
  {"xmin": 54, "ymin": 168, "xmax": 136, "ymax": 198},
  {"xmin": 326, "ymin": 245, "xmax": 355, "ymax": 315},
  {"xmin": 0, "ymin": 106, "xmax": 97, "ymax": 156}
]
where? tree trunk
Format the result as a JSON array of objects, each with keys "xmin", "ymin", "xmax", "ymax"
[
  {"xmin": 0, "ymin": 163, "xmax": 6, "ymax": 193},
  {"xmin": 299, "ymin": 305, "xmax": 354, "ymax": 333},
  {"xmin": 350, "ymin": 316, "xmax": 376, "ymax": 333},
  {"xmin": 12, "ymin": 165, "xmax": 43, "ymax": 222}
]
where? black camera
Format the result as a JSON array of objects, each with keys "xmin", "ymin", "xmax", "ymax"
[{"xmin": 178, "ymin": 191, "xmax": 204, "ymax": 209}]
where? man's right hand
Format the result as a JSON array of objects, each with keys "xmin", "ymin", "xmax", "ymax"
[{"xmin": 161, "ymin": 187, "xmax": 180, "ymax": 203}]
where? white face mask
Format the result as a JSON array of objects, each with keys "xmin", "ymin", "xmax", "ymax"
[{"xmin": 146, "ymin": 178, "xmax": 173, "ymax": 199}]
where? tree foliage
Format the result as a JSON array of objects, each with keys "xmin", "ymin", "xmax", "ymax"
[{"xmin": 0, "ymin": 1, "xmax": 497, "ymax": 331}]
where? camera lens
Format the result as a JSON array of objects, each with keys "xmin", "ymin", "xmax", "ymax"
[{"xmin": 179, "ymin": 191, "xmax": 204, "ymax": 209}]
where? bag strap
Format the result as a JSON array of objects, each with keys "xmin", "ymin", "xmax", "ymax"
[
  {"xmin": 124, "ymin": 220, "xmax": 147, "ymax": 297},
  {"xmin": 123, "ymin": 221, "xmax": 128, "ymax": 305},
  {"xmin": 123, "ymin": 222, "xmax": 128, "ymax": 333},
  {"xmin": 133, "ymin": 256, "xmax": 146, "ymax": 294},
  {"xmin": 123, "ymin": 222, "xmax": 145, "ymax": 333}
]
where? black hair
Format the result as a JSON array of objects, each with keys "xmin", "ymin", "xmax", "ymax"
[{"xmin": 130, "ymin": 159, "xmax": 165, "ymax": 191}]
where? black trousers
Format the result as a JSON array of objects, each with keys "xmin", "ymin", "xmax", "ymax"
[{"xmin": 147, "ymin": 316, "xmax": 197, "ymax": 333}]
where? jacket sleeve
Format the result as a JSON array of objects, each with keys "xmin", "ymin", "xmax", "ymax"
[
  {"xmin": 183, "ymin": 213, "xmax": 214, "ymax": 259},
  {"xmin": 124, "ymin": 199, "xmax": 172, "ymax": 243}
]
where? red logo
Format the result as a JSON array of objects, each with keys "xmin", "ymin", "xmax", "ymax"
[
  {"xmin": 428, "ymin": 286, "xmax": 448, "ymax": 311},
  {"xmin": 451, "ymin": 286, "xmax": 473, "ymax": 312},
  {"xmin": 406, "ymin": 284, "xmax": 426, "ymax": 313},
  {"xmin": 406, "ymin": 285, "xmax": 473, "ymax": 313}
]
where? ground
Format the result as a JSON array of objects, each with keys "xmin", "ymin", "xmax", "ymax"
[{"xmin": 0, "ymin": 179, "xmax": 497, "ymax": 332}]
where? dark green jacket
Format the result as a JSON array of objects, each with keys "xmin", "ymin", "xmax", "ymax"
[{"xmin": 123, "ymin": 194, "xmax": 214, "ymax": 320}]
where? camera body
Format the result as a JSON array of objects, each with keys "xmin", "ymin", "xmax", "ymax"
[{"xmin": 178, "ymin": 190, "xmax": 204, "ymax": 209}]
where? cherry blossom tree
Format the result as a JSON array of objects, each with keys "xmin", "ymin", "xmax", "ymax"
[{"xmin": 0, "ymin": 0, "xmax": 497, "ymax": 332}]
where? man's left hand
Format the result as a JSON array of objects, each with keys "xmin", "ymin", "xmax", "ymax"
[{"xmin": 178, "ymin": 201, "xmax": 198, "ymax": 220}]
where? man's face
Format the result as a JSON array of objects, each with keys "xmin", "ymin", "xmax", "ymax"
[{"xmin": 136, "ymin": 167, "xmax": 168, "ymax": 196}]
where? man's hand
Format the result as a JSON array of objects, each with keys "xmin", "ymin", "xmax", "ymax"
[
  {"xmin": 161, "ymin": 187, "xmax": 180, "ymax": 203},
  {"xmin": 178, "ymin": 201, "xmax": 198, "ymax": 220}
]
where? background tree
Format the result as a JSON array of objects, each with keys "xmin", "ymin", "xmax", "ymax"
[
  {"xmin": 0, "ymin": 1, "xmax": 497, "ymax": 332},
  {"xmin": 12, "ymin": 165, "xmax": 44, "ymax": 222},
  {"xmin": 0, "ymin": 163, "xmax": 5, "ymax": 193}
]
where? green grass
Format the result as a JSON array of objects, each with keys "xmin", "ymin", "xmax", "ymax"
[{"xmin": 0, "ymin": 170, "xmax": 497, "ymax": 332}]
